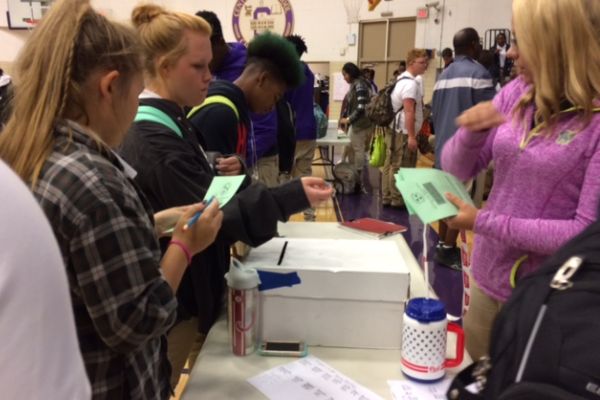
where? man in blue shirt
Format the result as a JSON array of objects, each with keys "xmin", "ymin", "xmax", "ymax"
[{"xmin": 431, "ymin": 27, "xmax": 495, "ymax": 269}]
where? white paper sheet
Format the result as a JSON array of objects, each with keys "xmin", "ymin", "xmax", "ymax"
[
  {"xmin": 248, "ymin": 356, "xmax": 384, "ymax": 400},
  {"xmin": 387, "ymin": 378, "xmax": 452, "ymax": 400}
]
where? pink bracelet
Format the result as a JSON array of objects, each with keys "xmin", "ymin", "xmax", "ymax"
[{"xmin": 169, "ymin": 240, "xmax": 192, "ymax": 265}]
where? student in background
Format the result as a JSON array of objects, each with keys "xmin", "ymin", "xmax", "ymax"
[
  {"xmin": 194, "ymin": 10, "xmax": 285, "ymax": 188},
  {"xmin": 196, "ymin": 11, "xmax": 294, "ymax": 187},
  {"xmin": 339, "ymin": 62, "xmax": 373, "ymax": 193},
  {"xmin": 188, "ymin": 32, "xmax": 304, "ymax": 187},
  {"xmin": 441, "ymin": 47, "xmax": 454, "ymax": 69},
  {"xmin": 382, "ymin": 49, "xmax": 428, "ymax": 208},
  {"xmin": 0, "ymin": 1, "xmax": 223, "ymax": 398},
  {"xmin": 122, "ymin": 6, "xmax": 333, "ymax": 385},
  {"xmin": 431, "ymin": 28, "xmax": 495, "ymax": 270},
  {"xmin": 0, "ymin": 160, "xmax": 91, "ymax": 399},
  {"xmin": 491, "ymin": 32, "xmax": 513, "ymax": 86},
  {"xmin": 362, "ymin": 68, "xmax": 378, "ymax": 95},
  {"xmin": 195, "ymin": 10, "xmax": 246, "ymax": 81},
  {"xmin": 285, "ymin": 34, "xmax": 317, "ymax": 219},
  {"xmin": 442, "ymin": 0, "xmax": 600, "ymax": 361}
]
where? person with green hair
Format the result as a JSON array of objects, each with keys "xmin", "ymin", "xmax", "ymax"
[{"xmin": 188, "ymin": 31, "xmax": 304, "ymax": 184}]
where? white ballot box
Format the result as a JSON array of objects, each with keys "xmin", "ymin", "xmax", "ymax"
[{"xmin": 243, "ymin": 237, "xmax": 410, "ymax": 349}]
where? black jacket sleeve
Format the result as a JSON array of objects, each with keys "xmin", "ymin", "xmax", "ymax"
[
  {"xmin": 220, "ymin": 179, "xmax": 309, "ymax": 246},
  {"xmin": 189, "ymin": 105, "xmax": 239, "ymax": 155},
  {"xmin": 125, "ymin": 122, "xmax": 310, "ymax": 248},
  {"xmin": 156, "ymin": 153, "xmax": 309, "ymax": 247}
]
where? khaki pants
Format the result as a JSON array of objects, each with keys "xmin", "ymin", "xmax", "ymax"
[
  {"xmin": 292, "ymin": 140, "xmax": 317, "ymax": 178},
  {"xmin": 349, "ymin": 125, "xmax": 373, "ymax": 175},
  {"xmin": 463, "ymin": 278, "xmax": 503, "ymax": 361},
  {"xmin": 167, "ymin": 318, "xmax": 206, "ymax": 388},
  {"xmin": 381, "ymin": 130, "xmax": 418, "ymax": 205},
  {"xmin": 251, "ymin": 155, "xmax": 279, "ymax": 188}
]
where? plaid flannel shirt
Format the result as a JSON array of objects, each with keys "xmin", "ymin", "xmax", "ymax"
[
  {"xmin": 347, "ymin": 77, "xmax": 373, "ymax": 129},
  {"xmin": 33, "ymin": 121, "xmax": 177, "ymax": 399}
]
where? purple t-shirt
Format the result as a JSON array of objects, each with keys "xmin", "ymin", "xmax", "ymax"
[
  {"xmin": 214, "ymin": 42, "xmax": 247, "ymax": 82},
  {"xmin": 442, "ymin": 77, "xmax": 600, "ymax": 301},
  {"xmin": 285, "ymin": 63, "xmax": 316, "ymax": 141}
]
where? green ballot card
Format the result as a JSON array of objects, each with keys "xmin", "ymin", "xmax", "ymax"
[
  {"xmin": 161, "ymin": 175, "xmax": 246, "ymax": 236},
  {"xmin": 204, "ymin": 175, "xmax": 246, "ymax": 208},
  {"xmin": 394, "ymin": 168, "xmax": 474, "ymax": 225}
]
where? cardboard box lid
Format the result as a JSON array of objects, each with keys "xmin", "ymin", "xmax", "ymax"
[{"xmin": 243, "ymin": 238, "xmax": 410, "ymax": 302}]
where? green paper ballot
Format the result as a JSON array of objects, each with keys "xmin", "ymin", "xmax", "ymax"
[
  {"xmin": 161, "ymin": 175, "xmax": 246, "ymax": 235},
  {"xmin": 394, "ymin": 168, "xmax": 474, "ymax": 225},
  {"xmin": 203, "ymin": 175, "xmax": 246, "ymax": 208}
]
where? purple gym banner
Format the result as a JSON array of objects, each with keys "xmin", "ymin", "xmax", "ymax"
[{"xmin": 232, "ymin": 0, "xmax": 294, "ymax": 44}]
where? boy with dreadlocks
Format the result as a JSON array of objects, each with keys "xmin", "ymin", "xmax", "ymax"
[{"xmin": 188, "ymin": 32, "xmax": 305, "ymax": 183}]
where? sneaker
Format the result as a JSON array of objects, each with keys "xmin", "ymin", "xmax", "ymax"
[{"xmin": 433, "ymin": 245, "xmax": 462, "ymax": 271}]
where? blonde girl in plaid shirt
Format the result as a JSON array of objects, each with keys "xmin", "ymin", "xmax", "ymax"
[{"xmin": 0, "ymin": 0, "xmax": 223, "ymax": 398}]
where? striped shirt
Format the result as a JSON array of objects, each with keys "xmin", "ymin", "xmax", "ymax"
[
  {"xmin": 347, "ymin": 77, "xmax": 373, "ymax": 129},
  {"xmin": 431, "ymin": 55, "xmax": 495, "ymax": 167},
  {"xmin": 33, "ymin": 120, "xmax": 176, "ymax": 399}
]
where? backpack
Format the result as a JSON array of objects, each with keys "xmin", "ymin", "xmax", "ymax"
[
  {"xmin": 187, "ymin": 95, "xmax": 240, "ymax": 121},
  {"xmin": 365, "ymin": 77, "xmax": 411, "ymax": 127},
  {"xmin": 187, "ymin": 95, "xmax": 248, "ymax": 159},
  {"xmin": 314, "ymin": 103, "xmax": 328, "ymax": 139},
  {"xmin": 134, "ymin": 105, "xmax": 183, "ymax": 137},
  {"xmin": 448, "ymin": 219, "xmax": 600, "ymax": 400},
  {"xmin": 332, "ymin": 161, "xmax": 356, "ymax": 194}
]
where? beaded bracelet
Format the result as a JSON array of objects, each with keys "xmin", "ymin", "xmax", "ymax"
[{"xmin": 169, "ymin": 239, "xmax": 192, "ymax": 265}]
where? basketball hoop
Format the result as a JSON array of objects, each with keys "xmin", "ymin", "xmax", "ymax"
[{"xmin": 342, "ymin": 0, "xmax": 362, "ymax": 24}]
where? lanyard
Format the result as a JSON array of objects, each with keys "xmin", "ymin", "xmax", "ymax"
[{"xmin": 249, "ymin": 120, "xmax": 259, "ymax": 180}]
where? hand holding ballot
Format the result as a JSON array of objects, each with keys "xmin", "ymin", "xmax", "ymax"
[
  {"xmin": 394, "ymin": 168, "xmax": 475, "ymax": 225},
  {"xmin": 172, "ymin": 200, "xmax": 223, "ymax": 255},
  {"xmin": 444, "ymin": 192, "xmax": 479, "ymax": 230}
]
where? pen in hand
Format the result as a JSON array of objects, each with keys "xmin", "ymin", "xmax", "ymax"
[{"xmin": 183, "ymin": 196, "xmax": 214, "ymax": 231}]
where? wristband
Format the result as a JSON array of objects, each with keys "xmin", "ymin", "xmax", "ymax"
[{"xmin": 169, "ymin": 240, "xmax": 192, "ymax": 265}]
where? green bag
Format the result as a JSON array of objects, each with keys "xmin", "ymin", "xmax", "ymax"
[{"xmin": 369, "ymin": 127, "xmax": 386, "ymax": 168}]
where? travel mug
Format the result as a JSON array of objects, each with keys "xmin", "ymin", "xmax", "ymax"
[{"xmin": 401, "ymin": 297, "xmax": 465, "ymax": 381}]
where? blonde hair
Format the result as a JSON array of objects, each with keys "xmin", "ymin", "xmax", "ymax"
[
  {"xmin": 407, "ymin": 49, "xmax": 428, "ymax": 65},
  {"xmin": 131, "ymin": 4, "xmax": 211, "ymax": 79},
  {"xmin": 0, "ymin": 0, "xmax": 141, "ymax": 186},
  {"xmin": 513, "ymin": 0, "xmax": 600, "ymax": 130}
]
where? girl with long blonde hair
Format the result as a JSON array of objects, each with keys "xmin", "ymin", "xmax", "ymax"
[
  {"xmin": 441, "ymin": 0, "xmax": 600, "ymax": 360},
  {"xmin": 120, "ymin": 5, "xmax": 333, "ymax": 386},
  {"xmin": 0, "ymin": 0, "xmax": 222, "ymax": 397}
]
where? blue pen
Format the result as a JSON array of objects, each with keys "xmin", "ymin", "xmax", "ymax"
[{"xmin": 184, "ymin": 196, "xmax": 214, "ymax": 230}]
